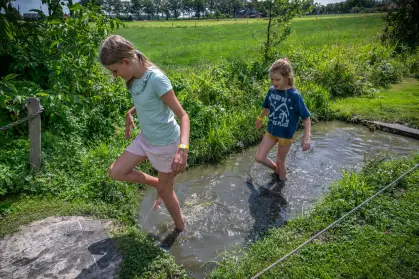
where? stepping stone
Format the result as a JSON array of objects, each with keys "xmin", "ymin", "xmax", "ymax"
[
  {"xmin": 0, "ymin": 216, "xmax": 121, "ymax": 279},
  {"xmin": 371, "ymin": 121, "xmax": 419, "ymax": 139}
]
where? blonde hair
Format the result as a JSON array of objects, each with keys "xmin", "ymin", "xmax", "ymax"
[
  {"xmin": 269, "ymin": 58, "xmax": 294, "ymax": 87},
  {"xmin": 99, "ymin": 35, "xmax": 153, "ymax": 87}
]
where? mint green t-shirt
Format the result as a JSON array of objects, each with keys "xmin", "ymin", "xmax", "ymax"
[{"xmin": 130, "ymin": 66, "xmax": 180, "ymax": 146}]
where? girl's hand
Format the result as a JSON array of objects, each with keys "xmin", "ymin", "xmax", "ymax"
[
  {"xmin": 256, "ymin": 119, "xmax": 263, "ymax": 130},
  {"xmin": 125, "ymin": 113, "xmax": 135, "ymax": 139},
  {"xmin": 301, "ymin": 135, "xmax": 310, "ymax": 151},
  {"xmin": 171, "ymin": 148, "xmax": 188, "ymax": 176}
]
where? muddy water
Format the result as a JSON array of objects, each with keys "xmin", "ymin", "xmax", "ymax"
[{"xmin": 139, "ymin": 122, "xmax": 419, "ymax": 278}]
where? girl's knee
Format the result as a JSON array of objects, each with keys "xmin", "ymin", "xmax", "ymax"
[
  {"xmin": 157, "ymin": 187, "xmax": 172, "ymax": 197},
  {"xmin": 157, "ymin": 172, "xmax": 174, "ymax": 197},
  {"xmin": 108, "ymin": 163, "xmax": 121, "ymax": 180},
  {"xmin": 255, "ymin": 152, "xmax": 266, "ymax": 164}
]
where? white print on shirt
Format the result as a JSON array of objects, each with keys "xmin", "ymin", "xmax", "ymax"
[{"xmin": 269, "ymin": 94, "xmax": 293, "ymax": 127}]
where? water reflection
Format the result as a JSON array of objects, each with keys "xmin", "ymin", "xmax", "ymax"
[{"xmin": 245, "ymin": 176, "xmax": 287, "ymax": 243}]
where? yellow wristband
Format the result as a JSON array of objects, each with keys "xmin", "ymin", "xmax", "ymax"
[
  {"xmin": 257, "ymin": 117, "xmax": 263, "ymax": 121},
  {"xmin": 178, "ymin": 144, "xmax": 189, "ymax": 150}
]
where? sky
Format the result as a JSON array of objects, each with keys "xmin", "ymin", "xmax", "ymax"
[{"xmin": 12, "ymin": 0, "xmax": 343, "ymax": 14}]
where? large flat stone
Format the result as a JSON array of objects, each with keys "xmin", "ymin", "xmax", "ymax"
[
  {"xmin": 371, "ymin": 121, "xmax": 419, "ymax": 139},
  {"xmin": 0, "ymin": 216, "xmax": 121, "ymax": 279}
]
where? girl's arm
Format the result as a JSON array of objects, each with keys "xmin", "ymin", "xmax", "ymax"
[
  {"xmin": 125, "ymin": 106, "xmax": 136, "ymax": 139},
  {"xmin": 127, "ymin": 106, "xmax": 136, "ymax": 116},
  {"xmin": 256, "ymin": 108, "xmax": 269, "ymax": 129},
  {"xmin": 301, "ymin": 117, "xmax": 311, "ymax": 151},
  {"xmin": 161, "ymin": 90, "xmax": 190, "ymax": 175}
]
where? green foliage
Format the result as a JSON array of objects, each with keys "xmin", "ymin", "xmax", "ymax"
[
  {"xmin": 382, "ymin": 0, "xmax": 419, "ymax": 48},
  {"xmin": 331, "ymin": 78, "xmax": 419, "ymax": 128},
  {"xmin": 289, "ymin": 43, "xmax": 410, "ymax": 98},
  {"xmin": 0, "ymin": 3, "xmax": 133, "ymax": 139},
  {"xmin": 296, "ymin": 81, "xmax": 332, "ymax": 121},
  {"xmin": 404, "ymin": 48, "xmax": 419, "ymax": 78},
  {"xmin": 114, "ymin": 226, "xmax": 189, "ymax": 279}
]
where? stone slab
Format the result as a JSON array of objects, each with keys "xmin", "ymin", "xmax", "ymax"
[
  {"xmin": 371, "ymin": 121, "xmax": 419, "ymax": 140},
  {"xmin": 0, "ymin": 216, "xmax": 121, "ymax": 279}
]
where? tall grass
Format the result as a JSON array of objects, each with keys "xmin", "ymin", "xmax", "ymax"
[{"xmin": 117, "ymin": 14, "xmax": 384, "ymax": 72}]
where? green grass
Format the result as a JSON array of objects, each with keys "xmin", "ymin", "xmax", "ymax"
[
  {"xmin": 1, "ymin": 12, "xmax": 418, "ymax": 279},
  {"xmin": 331, "ymin": 78, "xmax": 419, "ymax": 128},
  {"xmin": 116, "ymin": 14, "xmax": 384, "ymax": 72},
  {"xmin": 210, "ymin": 153, "xmax": 419, "ymax": 279},
  {"xmin": 0, "ymin": 196, "xmax": 120, "ymax": 237}
]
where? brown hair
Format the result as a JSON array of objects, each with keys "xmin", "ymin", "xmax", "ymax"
[
  {"xmin": 269, "ymin": 58, "xmax": 294, "ymax": 87},
  {"xmin": 99, "ymin": 35, "xmax": 153, "ymax": 87}
]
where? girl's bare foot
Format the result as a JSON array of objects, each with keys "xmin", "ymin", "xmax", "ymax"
[{"xmin": 153, "ymin": 195, "xmax": 163, "ymax": 210}]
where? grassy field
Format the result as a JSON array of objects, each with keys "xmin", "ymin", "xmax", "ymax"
[
  {"xmin": 2, "ymin": 11, "xmax": 419, "ymax": 279},
  {"xmin": 332, "ymin": 78, "xmax": 419, "ymax": 128},
  {"xmin": 116, "ymin": 14, "xmax": 384, "ymax": 71}
]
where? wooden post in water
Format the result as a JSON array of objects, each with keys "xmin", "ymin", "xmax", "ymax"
[{"xmin": 27, "ymin": 98, "xmax": 41, "ymax": 171}]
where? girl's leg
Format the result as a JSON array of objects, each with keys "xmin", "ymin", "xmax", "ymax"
[
  {"xmin": 157, "ymin": 171, "xmax": 184, "ymax": 231},
  {"xmin": 276, "ymin": 145, "xmax": 292, "ymax": 180},
  {"xmin": 255, "ymin": 134, "xmax": 279, "ymax": 172},
  {"xmin": 108, "ymin": 151, "xmax": 162, "ymax": 208},
  {"xmin": 108, "ymin": 151, "xmax": 158, "ymax": 187}
]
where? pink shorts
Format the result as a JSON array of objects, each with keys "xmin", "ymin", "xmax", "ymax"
[{"xmin": 126, "ymin": 133, "xmax": 180, "ymax": 173}]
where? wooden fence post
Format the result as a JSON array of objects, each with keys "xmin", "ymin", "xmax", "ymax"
[{"xmin": 27, "ymin": 98, "xmax": 41, "ymax": 171}]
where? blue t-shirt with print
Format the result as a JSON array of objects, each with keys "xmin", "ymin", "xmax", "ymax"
[{"xmin": 262, "ymin": 87, "xmax": 310, "ymax": 139}]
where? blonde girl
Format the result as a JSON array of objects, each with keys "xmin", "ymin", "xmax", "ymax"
[
  {"xmin": 100, "ymin": 35, "xmax": 189, "ymax": 231},
  {"xmin": 255, "ymin": 58, "xmax": 311, "ymax": 187}
]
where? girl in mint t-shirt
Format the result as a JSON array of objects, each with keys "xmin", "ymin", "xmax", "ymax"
[{"xmin": 100, "ymin": 35, "xmax": 189, "ymax": 232}]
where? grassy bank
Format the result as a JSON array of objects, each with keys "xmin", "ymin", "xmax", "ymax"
[
  {"xmin": 210, "ymin": 153, "xmax": 419, "ymax": 278},
  {"xmin": 332, "ymin": 78, "xmax": 419, "ymax": 128},
  {"xmin": 117, "ymin": 14, "xmax": 384, "ymax": 71}
]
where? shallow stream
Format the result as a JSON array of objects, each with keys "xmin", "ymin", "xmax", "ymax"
[{"xmin": 139, "ymin": 122, "xmax": 419, "ymax": 278}]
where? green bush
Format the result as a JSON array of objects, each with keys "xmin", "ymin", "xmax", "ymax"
[{"xmin": 289, "ymin": 43, "xmax": 408, "ymax": 97}]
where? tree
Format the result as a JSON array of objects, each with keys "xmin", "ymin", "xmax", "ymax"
[
  {"xmin": 193, "ymin": 0, "xmax": 205, "ymax": 18},
  {"xmin": 154, "ymin": 0, "xmax": 163, "ymax": 19},
  {"xmin": 131, "ymin": 0, "xmax": 143, "ymax": 18},
  {"xmin": 112, "ymin": 0, "xmax": 123, "ymax": 17},
  {"xmin": 122, "ymin": 0, "xmax": 131, "ymax": 17},
  {"xmin": 143, "ymin": 0, "xmax": 156, "ymax": 19},
  {"xmin": 161, "ymin": 0, "xmax": 171, "ymax": 19},
  {"xmin": 80, "ymin": 0, "xmax": 104, "ymax": 7},
  {"xmin": 382, "ymin": 0, "xmax": 419, "ymax": 48},
  {"xmin": 169, "ymin": 0, "xmax": 182, "ymax": 18},
  {"xmin": 261, "ymin": 0, "xmax": 313, "ymax": 62},
  {"xmin": 1, "ymin": 1, "xmax": 22, "ymax": 21},
  {"xmin": 230, "ymin": 0, "xmax": 243, "ymax": 17},
  {"xmin": 101, "ymin": 0, "xmax": 114, "ymax": 15}
]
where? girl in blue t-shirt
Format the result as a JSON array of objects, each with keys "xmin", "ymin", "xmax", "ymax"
[
  {"xmin": 100, "ymin": 35, "xmax": 189, "ymax": 232},
  {"xmin": 255, "ymin": 58, "xmax": 311, "ymax": 184}
]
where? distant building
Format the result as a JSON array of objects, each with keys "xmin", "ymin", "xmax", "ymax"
[
  {"xmin": 23, "ymin": 13, "xmax": 40, "ymax": 20},
  {"xmin": 236, "ymin": 8, "xmax": 263, "ymax": 18}
]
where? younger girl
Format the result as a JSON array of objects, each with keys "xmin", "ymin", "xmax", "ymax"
[
  {"xmin": 255, "ymin": 58, "xmax": 311, "ymax": 184},
  {"xmin": 100, "ymin": 35, "xmax": 189, "ymax": 231}
]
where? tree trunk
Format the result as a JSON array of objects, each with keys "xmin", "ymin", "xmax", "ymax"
[{"xmin": 264, "ymin": 0, "xmax": 273, "ymax": 63}]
